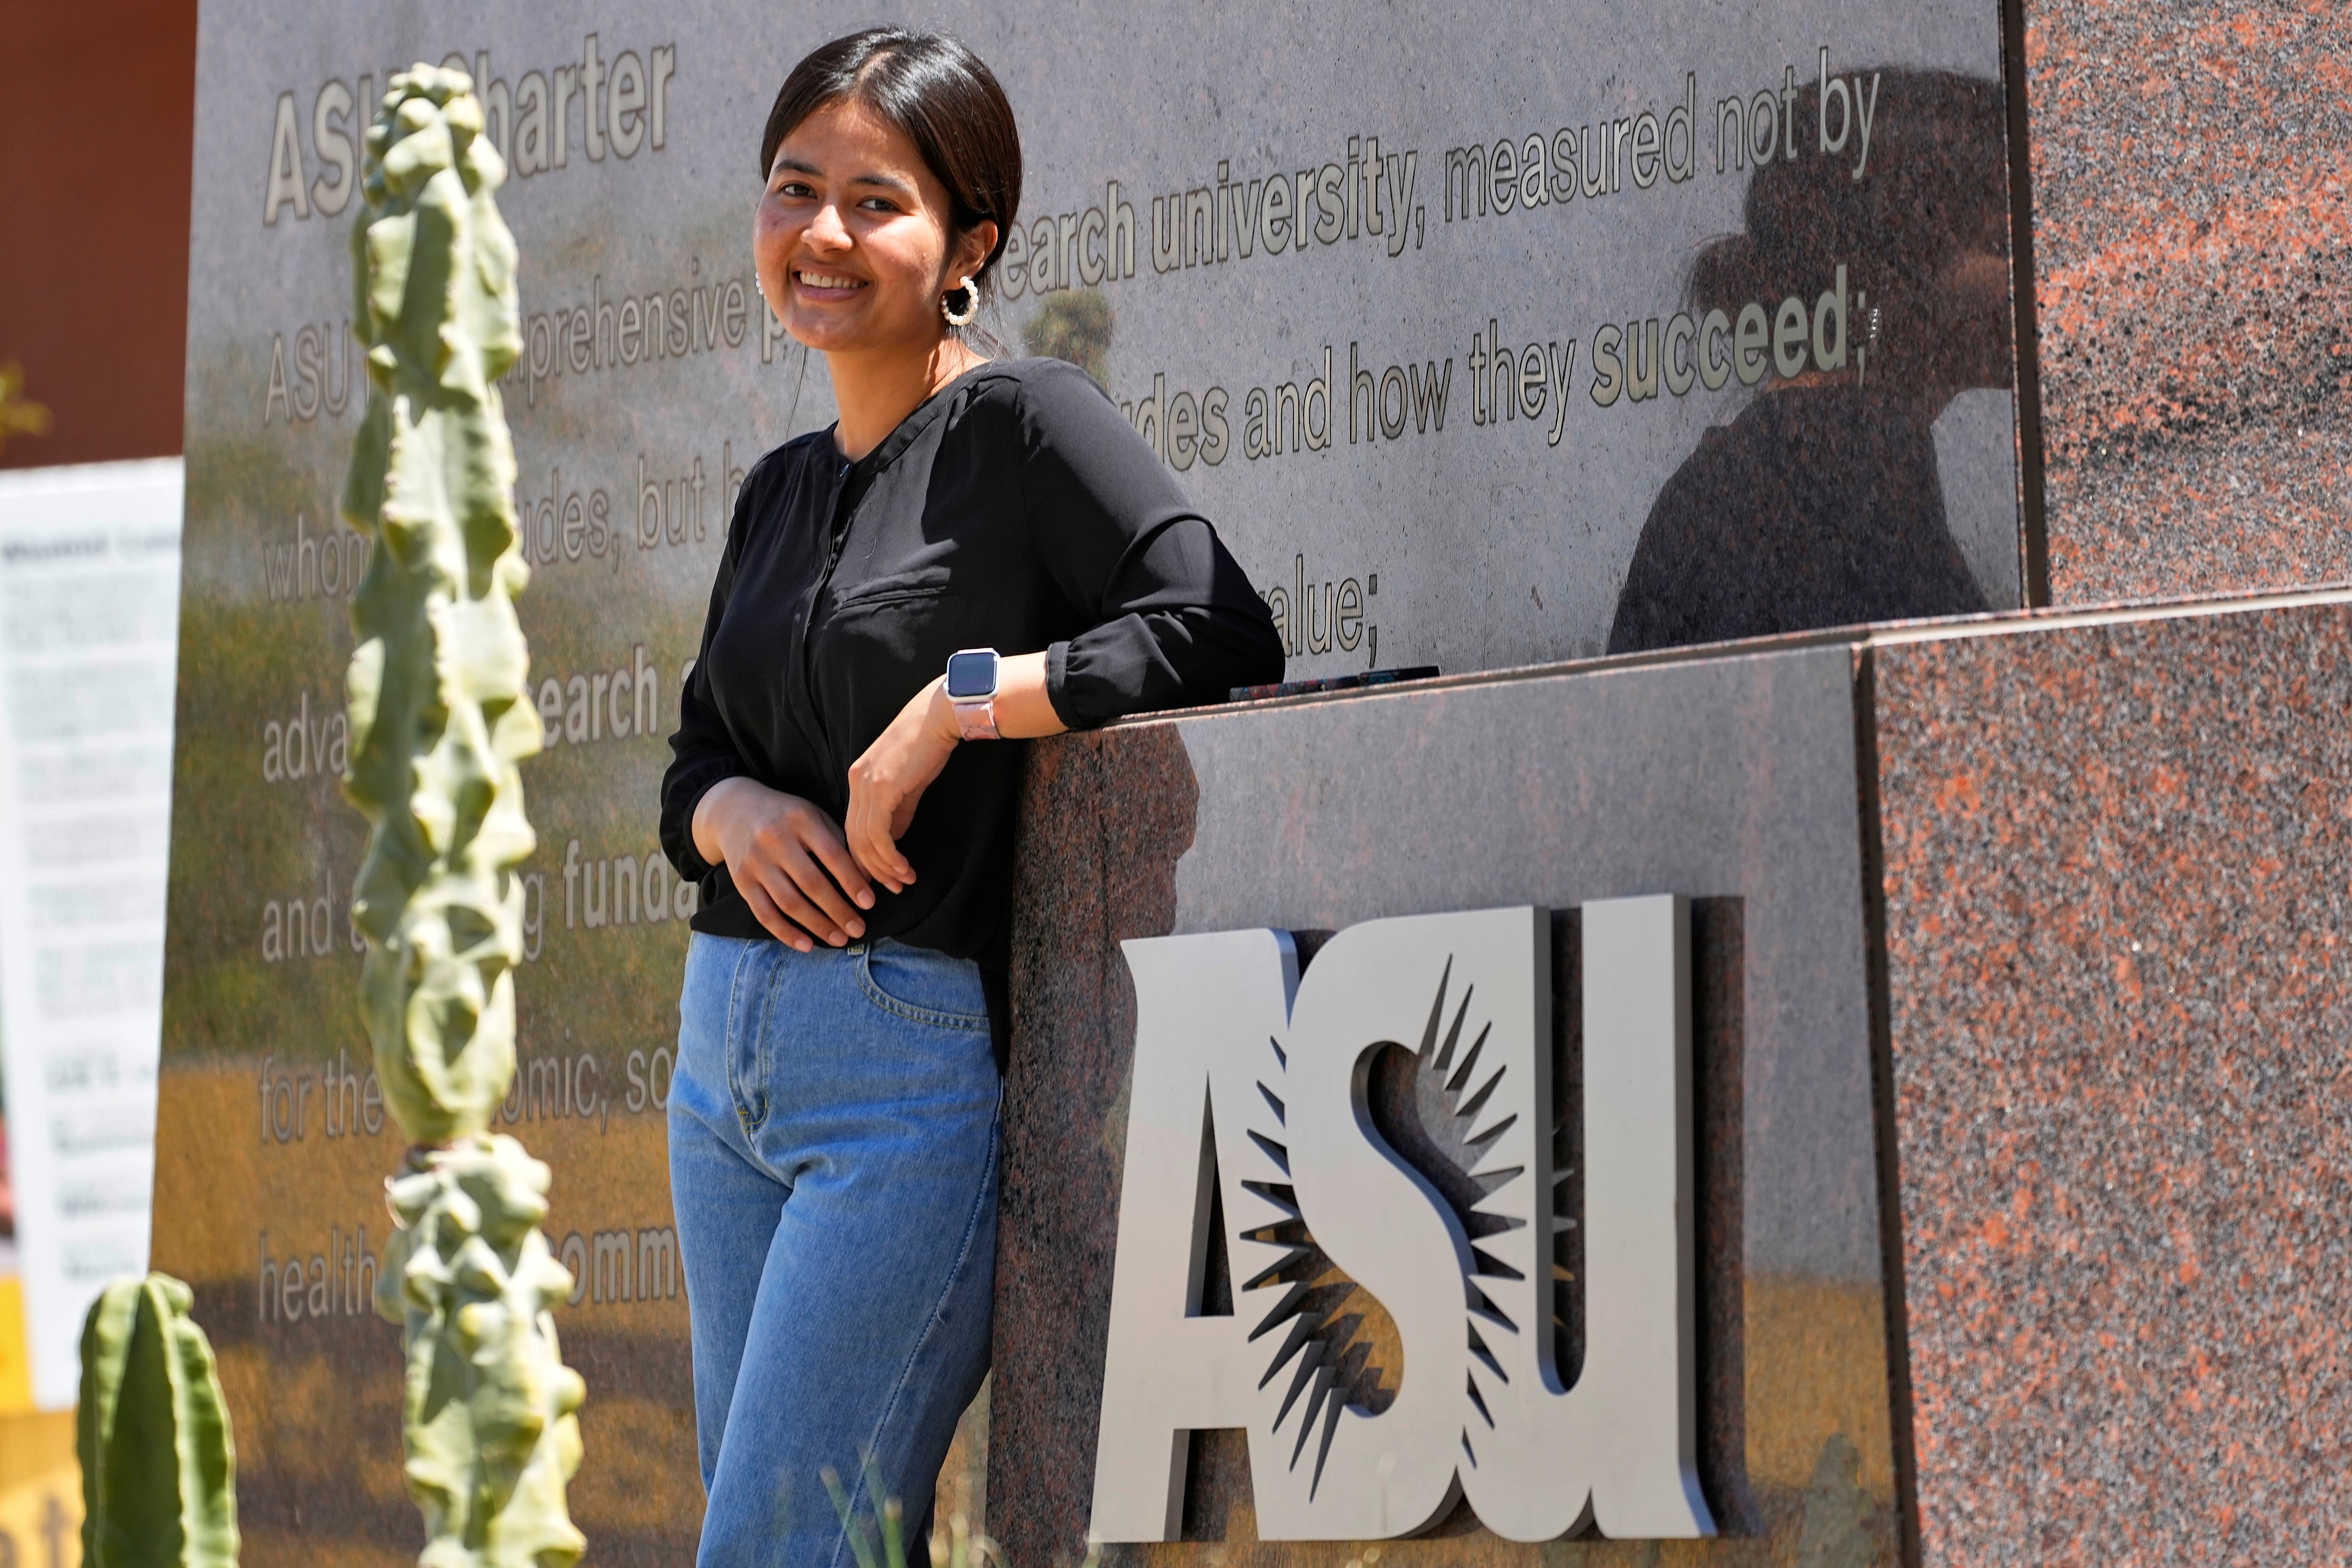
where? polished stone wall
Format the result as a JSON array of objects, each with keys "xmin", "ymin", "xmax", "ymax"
[
  {"xmin": 1873, "ymin": 591, "xmax": 2352, "ymax": 1564},
  {"xmin": 994, "ymin": 587, "xmax": 2352, "ymax": 1567},
  {"xmin": 156, "ymin": 2, "xmax": 2028, "ymax": 1560},
  {"xmin": 993, "ymin": 647, "xmax": 1899, "ymax": 1568},
  {"xmin": 148, "ymin": 0, "xmax": 2352, "ymax": 1560},
  {"xmin": 2027, "ymin": 1, "xmax": 2352, "ymax": 602}
]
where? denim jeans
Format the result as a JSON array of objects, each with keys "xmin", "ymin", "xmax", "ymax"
[{"xmin": 669, "ymin": 932, "xmax": 1001, "ymax": 1568}]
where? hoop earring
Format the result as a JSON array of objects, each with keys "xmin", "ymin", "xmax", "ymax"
[{"xmin": 942, "ymin": 276, "xmax": 980, "ymax": 327}]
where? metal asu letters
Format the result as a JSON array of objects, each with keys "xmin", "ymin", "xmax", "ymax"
[
  {"xmin": 1093, "ymin": 899, "xmax": 1708, "ymax": 1543},
  {"xmin": 340, "ymin": 65, "xmax": 588, "ymax": 1568}
]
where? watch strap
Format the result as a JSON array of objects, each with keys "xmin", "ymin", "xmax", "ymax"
[{"xmin": 953, "ymin": 698, "xmax": 1000, "ymax": 741}]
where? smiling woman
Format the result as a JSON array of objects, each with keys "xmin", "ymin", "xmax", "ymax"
[{"xmin": 655, "ymin": 27, "xmax": 1285, "ymax": 1568}]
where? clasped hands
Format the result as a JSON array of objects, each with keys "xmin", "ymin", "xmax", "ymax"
[{"xmin": 690, "ymin": 652, "xmax": 1059, "ymax": 952}]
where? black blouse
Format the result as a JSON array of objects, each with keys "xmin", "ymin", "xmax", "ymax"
[
  {"xmin": 1607, "ymin": 383, "xmax": 1988, "ymax": 654},
  {"xmin": 660, "ymin": 356, "xmax": 1284, "ymax": 964}
]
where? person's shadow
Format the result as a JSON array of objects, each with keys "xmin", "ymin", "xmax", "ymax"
[{"xmin": 1608, "ymin": 69, "xmax": 2015, "ymax": 655}]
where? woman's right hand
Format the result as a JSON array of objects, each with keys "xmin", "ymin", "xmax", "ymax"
[{"xmin": 691, "ymin": 777, "xmax": 876, "ymax": 952}]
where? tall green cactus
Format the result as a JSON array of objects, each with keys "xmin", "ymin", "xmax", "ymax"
[
  {"xmin": 339, "ymin": 64, "xmax": 585, "ymax": 1568},
  {"xmin": 374, "ymin": 1138, "xmax": 585, "ymax": 1568},
  {"xmin": 78, "ymin": 1275, "xmax": 238, "ymax": 1568}
]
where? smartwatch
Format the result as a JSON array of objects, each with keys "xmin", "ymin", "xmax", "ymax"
[{"xmin": 944, "ymin": 647, "xmax": 1001, "ymax": 740}]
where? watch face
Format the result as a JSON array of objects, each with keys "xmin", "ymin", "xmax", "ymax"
[{"xmin": 944, "ymin": 649, "xmax": 998, "ymax": 700}]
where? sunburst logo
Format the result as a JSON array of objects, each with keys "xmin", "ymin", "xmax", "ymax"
[
  {"xmin": 1092, "ymin": 900, "xmax": 1711, "ymax": 1545},
  {"xmin": 1240, "ymin": 953, "xmax": 1575, "ymax": 1495}
]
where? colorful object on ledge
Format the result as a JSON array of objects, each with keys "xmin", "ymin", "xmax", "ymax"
[
  {"xmin": 77, "ymin": 1275, "xmax": 237, "ymax": 1568},
  {"xmin": 340, "ymin": 63, "xmax": 585, "ymax": 1568},
  {"xmin": 1229, "ymin": 666, "xmax": 1442, "ymax": 703}
]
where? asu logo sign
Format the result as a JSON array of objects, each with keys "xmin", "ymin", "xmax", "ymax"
[{"xmin": 1091, "ymin": 900, "xmax": 1712, "ymax": 1543}]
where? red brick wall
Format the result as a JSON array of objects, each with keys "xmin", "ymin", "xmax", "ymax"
[{"xmin": 0, "ymin": 0, "xmax": 198, "ymax": 468}]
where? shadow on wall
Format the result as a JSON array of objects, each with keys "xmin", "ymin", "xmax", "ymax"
[
  {"xmin": 995, "ymin": 724, "xmax": 1197, "ymax": 1568},
  {"xmin": 1609, "ymin": 69, "xmax": 2016, "ymax": 654}
]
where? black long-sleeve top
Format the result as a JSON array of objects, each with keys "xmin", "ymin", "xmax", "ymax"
[
  {"xmin": 1607, "ymin": 384, "xmax": 1988, "ymax": 653},
  {"xmin": 660, "ymin": 357, "xmax": 1284, "ymax": 964}
]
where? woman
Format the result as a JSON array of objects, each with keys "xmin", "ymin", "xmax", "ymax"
[
  {"xmin": 659, "ymin": 27, "xmax": 1283, "ymax": 1567},
  {"xmin": 1606, "ymin": 69, "xmax": 2011, "ymax": 653}
]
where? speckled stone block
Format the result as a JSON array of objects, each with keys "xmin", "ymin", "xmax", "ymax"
[
  {"xmin": 995, "ymin": 649, "xmax": 1902, "ymax": 1568},
  {"xmin": 2026, "ymin": 1, "xmax": 2352, "ymax": 601},
  {"xmin": 1873, "ymin": 594, "xmax": 2352, "ymax": 1564}
]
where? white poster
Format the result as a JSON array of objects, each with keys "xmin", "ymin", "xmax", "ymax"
[{"xmin": 0, "ymin": 459, "xmax": 183, "ymax": 1409}]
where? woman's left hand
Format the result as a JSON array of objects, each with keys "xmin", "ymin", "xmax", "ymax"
[{"xmin": 845, "ymin": 678, "xmax": 961, "ymax": 894}]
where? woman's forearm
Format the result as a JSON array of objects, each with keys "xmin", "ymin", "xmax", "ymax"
[
  {"xmin": 701, "ymin": 652, "xmax": 1059, "ymax": 880},
  {"xmin": 984, "ymin": 651, "xmax": 1062, "ymax": 739},
  {"xmin": 902, "ymin": 651, "xmax": 1064, "ymax": 747}
]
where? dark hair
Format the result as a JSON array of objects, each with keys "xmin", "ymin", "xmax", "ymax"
[
  {"xmin": 1690, "ymin": 69, "xmax": 2006, "ymax": 317},
  {"xmin": 759, "ymin": 29, "xmax": 1023, "ymax": 289}
]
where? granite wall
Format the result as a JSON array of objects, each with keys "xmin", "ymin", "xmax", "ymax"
[
  {"xmin": 2026, "ymin": 0, "xmax": 2352, "ymax": 602},
  {"xmin": 994, "ymin": 645, "xmax": 1902, "ymax": 1568},
  {"xmin": 155, "ymin": 3, "xmax": 2034, "ymax": 1558},
  {"xmin": 1873, "ymin": 591, "xmax": 2352, "ymax": 1564},
  {"xmin": 142, "ymin": 0, "xmax": 2352, "ymax": 1560},
  {"xmin": 997, "ymin": 587, "xmax": 2352, "ymax": 1567}
]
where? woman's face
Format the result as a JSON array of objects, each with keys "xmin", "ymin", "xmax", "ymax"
[
  {"xmin": 754, "ymin": 97, "xmax": 994, "ymax": 359},
  {"xmin": 1934, "ymin": 203, "xmax": 2017, "ymax": 393},
  {"xmin": 1884, "ymin": 196, "xmax": 2015, "ymax": 402}
]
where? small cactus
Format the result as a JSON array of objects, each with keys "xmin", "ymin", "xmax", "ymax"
[{"xmin": 77, "ymin": 1274, "xmax": 238, "ymax": 1568}]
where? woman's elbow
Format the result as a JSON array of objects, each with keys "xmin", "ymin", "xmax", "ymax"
[
  {"xmin": 1199, "ymin": 608, "xmax": 1284, "ymax": 694},
  {"xmin": 1239, "ymin": 618, "xmax": 1286, "ymax": 685}
]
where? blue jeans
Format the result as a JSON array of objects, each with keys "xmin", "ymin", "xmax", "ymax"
[{"xmin": 669, "ymin": 932, "xmax": 1001, "ymax": 1568}]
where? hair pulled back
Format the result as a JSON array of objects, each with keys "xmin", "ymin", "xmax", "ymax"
[
  {"xmin": 1689, "ymin": 69, "xmax": 2005, "ymax": 318},
  {"xmin": 760, "ymin": 29, "xmax": 1024, "ymax": 290}
]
